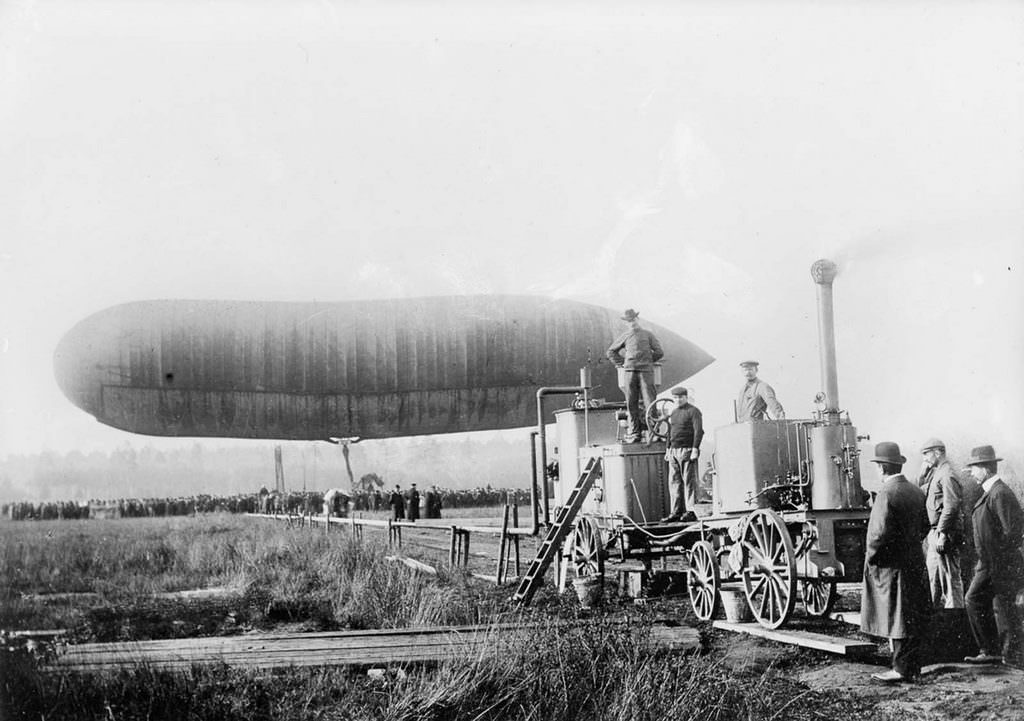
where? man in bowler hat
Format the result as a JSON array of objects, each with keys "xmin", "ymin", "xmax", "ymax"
[
  {"xmin": 606, "ymin": 308, "xmax": 664, "ymax": 443},
  {"xmin": 962, "ymin": 445, "xmax": 1024, "ymax": 664},
  {"xmin": 860, "ymin": 441, "xmax": 931, "ymax": 683}
]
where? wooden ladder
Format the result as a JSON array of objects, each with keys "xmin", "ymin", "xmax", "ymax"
[{"xmin": 512, "ymin": 456, "xmax": 602, "ymax": 606}]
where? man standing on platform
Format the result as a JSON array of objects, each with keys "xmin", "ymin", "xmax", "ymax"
[
  {"xmin": 917, "ymin": 438, "xmax": 965, "ymax": 609},
  {"xmin": 606, "ymin": 308, "xmax": 664, "ymax": 443},
  {"xmin": 861, "ymin": 441, "xmax": 931, "ymax": 683},
  {"xmin": 735, "ymin": 361, "xmax": 785, "ymax": 422},
  {"xmin": 660, "ymin": 387, "xmax": 703, "ymax": 523},
  {"xmin": 963, "ymin": 445, "xmax": 1024, "ymax": 665}
]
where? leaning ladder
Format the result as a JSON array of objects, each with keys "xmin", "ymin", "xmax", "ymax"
[{"xmin": 512, "ymin": 456, "xmax": 602, "ymax": 606}]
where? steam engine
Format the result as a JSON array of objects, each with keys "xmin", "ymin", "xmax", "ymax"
[{"xmin": 544, "ymin": 258, "xmax": 870, "ymax": 627}]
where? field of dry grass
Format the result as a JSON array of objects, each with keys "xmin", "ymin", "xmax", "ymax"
[{"xmin": 2, "ymin": 513, "xmax": 1020, "ymax": 721}]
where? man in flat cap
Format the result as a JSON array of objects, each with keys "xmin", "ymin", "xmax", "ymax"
[
  {"xmin": 660, "ymin": 387, "xmax": 703, "ymax": 523},
  {"xmin": 735, "ymin": 361, "xmax": 785, "ymax": 423},
  {"xmin": 962, "ymin": 445, "xmax": 1024, "ymax": 664},
  {"xmin": 606, "ymin": 308, "xmax": 664, "ymax": 443},
  {"xmin": 916, "ymin": 438, "xmax": 966, "ymax": 609},
  {"xmin": 860, "ymin": 441, "xmax": 930, "ymax": 683}
]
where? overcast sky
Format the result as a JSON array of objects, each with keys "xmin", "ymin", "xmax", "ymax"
[{"xmin": 1, "ymin": 0, "xmax": 1022, "ymax": 480}]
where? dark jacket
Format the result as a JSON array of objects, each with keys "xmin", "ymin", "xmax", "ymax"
[
  {"xmin": 972, "ymin": 478, "xmax": 1024, "ymax": 581},
  {"xmin": 407, "ymin": 489, "xmax": 421, "ymax": 521},
  {"xmin": 389, "ymin": 491, "xmax": 405, "ymax": 519},
  {"xmin": 606, "ymin": 328, "xmax": 664, "ymax": 371},
  {"xmin": 861, "ymin": 474, "xmax": 930, "ymax": 638},
  {"xmin": 667, "ymin": 403, "xmax": 704, "ymax": 449}
]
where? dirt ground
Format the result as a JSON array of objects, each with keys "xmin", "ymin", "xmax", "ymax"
[{"xmin": 706, "ymin": 615, "xmax": 1024, "ymax": 721}]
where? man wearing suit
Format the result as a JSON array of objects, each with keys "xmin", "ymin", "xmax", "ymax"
[
  {"xmin": 860, "ymin": 441, "xmax": 931, "ymax": 683},
  {"xmin": 963, "ymin": 445, "xmax": 1024, "ymax": 664},
  {"xmin": 916, "ymin": 438, "xmax": 965, "ymax": 608}
]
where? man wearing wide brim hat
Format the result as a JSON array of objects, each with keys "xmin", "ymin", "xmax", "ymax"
[
  {"xmin": 735, "ymin": 360, "xmax": 785, "ymax": 423},
  {"xmin": 860, "ymin": 441, "xmax": 931, "ymax": 683},
  {"xmin": 606, "ymin": 308, "xmax": 664, "ymax": 443},
  {"xmin": 916, "ymin": 438, "xmax": 966, "ymax": 610},
  {"xmin": 962, "ymin": 445, "xmax": 1024, "ymax": 664}
]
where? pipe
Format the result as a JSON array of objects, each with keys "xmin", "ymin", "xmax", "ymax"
[
  {"xmin": 536, "ymin": 385, "xmax": 586, "ymax": 526},
  {"xmin": 810, "ymin": 259, "xmax": 840, "ymax": 425},
  {"xmin": 525, "ymin": 430, "xmax": 540, "ymax": 535}
]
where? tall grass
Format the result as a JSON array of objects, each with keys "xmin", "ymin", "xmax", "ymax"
[
  {"xmin": 1, "ymin": 618, "xmax": 873, "ymax": 721},
  {"xmin": 0, "ymin": 516, "xmax": 505, "ymax": 637}
]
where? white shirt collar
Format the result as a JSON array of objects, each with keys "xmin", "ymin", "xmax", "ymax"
[{"xmin": 982, "ymin": 474, "xmax": 1001, "ymax": 494}]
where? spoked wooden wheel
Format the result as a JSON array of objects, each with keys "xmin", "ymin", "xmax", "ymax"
[
  {"xmin": 740, "ymin": 509, "xmax": 797, "ymax": 629},
  {"xmin": 687, "ymin": 541, "xmax": 720, "ymax": 621},
  {"xmin": 571, "ymin": 518, "xmax": 605, "ymax": 577},
  {"xmin": 802, "ymin": 578, "xmax": 838, "ymax": 617}
]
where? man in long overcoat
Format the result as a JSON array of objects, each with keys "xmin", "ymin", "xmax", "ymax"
[
  {"xmin": 861, "ymin": 441, "xmax": 931, "ymax": 682},
  {"xmin": 407, "ymin": 484, "xmax": 421, "ymax": 522},
  {"xmin": 962, "ymin": 445, "xmax": 1024, "ymax": 664}
]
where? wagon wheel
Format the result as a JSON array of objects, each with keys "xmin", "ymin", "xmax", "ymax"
[
  {"xmin": 801, "ymin": 578, "xmax": 838, "ymax": 617},
  {"xmin": 644, "ymin": 398, "xmax": 675, "ymax": 442},
  {"xmin": 740, "ymin": 509, "xmax": 797, "ymax": 629},
  {"xmin": 687, "ymin": 541, "xmax": 720, "ymax": 621},
  {"xmin": 570, "ymin": 518, "xmax": 605, "ymax": 577}
]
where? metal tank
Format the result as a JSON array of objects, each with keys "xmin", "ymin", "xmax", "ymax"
[
  {"xmin": 53, "ymin": 296, "xmax": 713, "ymax": 440},
  {"xmin": 711, "ymin": 259, "xmax": 866, "ymax": 513}
]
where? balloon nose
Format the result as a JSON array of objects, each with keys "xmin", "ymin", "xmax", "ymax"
[{"xmin": 53, "ymin": 305, "xmax": 126, "ymax": 423}]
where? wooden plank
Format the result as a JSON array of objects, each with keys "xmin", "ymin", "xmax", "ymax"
[
  {"xmin": 712, "ymin": 620, "xmax": 874, "ymax": 656},
  {"xmin": 49, "ymin": 623, "xmax": 700, "ymax": 672}
]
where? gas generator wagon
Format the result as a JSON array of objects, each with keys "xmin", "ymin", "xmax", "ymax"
[{"xmin": 514, "ymin": 260, "xmax": 872, "ymax": 630}]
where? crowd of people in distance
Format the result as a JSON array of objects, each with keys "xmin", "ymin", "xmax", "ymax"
[{"xmin": 2, "ymin": 485, "xmax": 532, "ymax": 523}]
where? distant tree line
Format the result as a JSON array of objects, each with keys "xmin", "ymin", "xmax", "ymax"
[{"xmin": 0, "ymin": 434, "xmax": 531, "ymax": 502}]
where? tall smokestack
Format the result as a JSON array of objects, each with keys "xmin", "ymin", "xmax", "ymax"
[{"xmin": 810, "ymin": 259, "xmax": 840, "ymax": 423}]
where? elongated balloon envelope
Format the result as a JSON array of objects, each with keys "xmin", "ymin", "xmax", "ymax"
[{"xmin": 54, "ymin": 296, "xmax": 713, "ymax": 440}]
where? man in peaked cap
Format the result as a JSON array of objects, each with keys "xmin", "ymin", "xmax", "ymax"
[
  {"xmin": 916, "ymin": 438, "xmax": 966, "ymax": 609},
  {"xmin": 962, "ymin": 445, "xmax": 1024, "ymax": 664},
  {"xmin": 659, "ymin": 386, "xmax": 704, "ymax": 523},
  {"xmin": 606, "ymin": 308, "xmax": 664, "ymax": 443},
  {"xmin": 861, "ymin": 441, "xmax": 931, "ymax": 683},
  {"xmin": 735, "ymin": 361, "xmax": 785, "ymax": 422}
]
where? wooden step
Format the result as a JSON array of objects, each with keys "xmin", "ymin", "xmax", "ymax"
[{"xmin": 712, "ymin": 620, "xmax": 874, "ymax": 656}]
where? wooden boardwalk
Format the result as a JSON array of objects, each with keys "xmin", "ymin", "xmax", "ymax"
[{"xmin": 49, "ymin": 622, "xmax": 701, "ymax": 673}]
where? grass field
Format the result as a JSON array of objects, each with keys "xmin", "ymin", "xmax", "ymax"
[{"xmin": 0, "ymin": 514, "xmax": 1011, "ymax": 720}]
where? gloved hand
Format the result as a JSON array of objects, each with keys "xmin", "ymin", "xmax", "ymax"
[{"xmin": 690, "ymin": 448, "xmax": 699, "ymax": 461}]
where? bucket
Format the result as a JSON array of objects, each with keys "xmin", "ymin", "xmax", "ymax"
[
  {"xmin": 720, "ymin": 589, "xmax": 753, "ymax": 623},
  {"xmin": 572, "ymin": 575, "xmax": 604, "ymax": 609}
]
